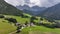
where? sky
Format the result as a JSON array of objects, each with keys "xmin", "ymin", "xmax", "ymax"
[{"xmin": 4, "ymin": 0, "xmax": 60, "ymax": 7}]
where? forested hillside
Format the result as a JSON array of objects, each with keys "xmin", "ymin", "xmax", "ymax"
[{"xmin": 0, "ymin": 0, "xmax": 23, "ymax": 15}]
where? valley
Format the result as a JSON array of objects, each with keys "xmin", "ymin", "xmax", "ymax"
[{"xmin": 0, "ymin": 0, "xmax": 60, "ymax": 34}]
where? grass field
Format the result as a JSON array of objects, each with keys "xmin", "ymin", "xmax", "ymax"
[
  {"xmin": 0, "ymin": 18, "xmax": 16, "ymax": 34},
  {"xmin": 4, "ymin": 15, "xmax": 30, "ymax": 24},
  {"xmin": 0, "ymin": 15, "xmax": 60, "ymax": 34},
  {"xmin": 20, "ymin": 26, "xmax": 60, "ymax": 34},
  {"xmin": 0, "ymin": 15, "xmax": 30, "ymax": 34}
]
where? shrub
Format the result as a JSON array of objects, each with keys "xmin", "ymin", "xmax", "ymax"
[
  {"xmin": 40, "ymin": 18, "xmax": 43, "ymax": 21},
  {"xmin": 5, "ymin": 18, "xmax": 17, "ymax": 23},
  {"xmin": 0, "ymin": 15, "xmax": 5, "ymax": 18}
]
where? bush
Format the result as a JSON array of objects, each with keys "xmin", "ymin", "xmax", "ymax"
[
  {"xmin": 55, "ymin": 22, "xmax": 60, "ymax": 28},
  {"xmin": 40, "ymin": 18, "xmax": 43, "ymax": 21},
  {"xmin": 30, "ymin": 16, "xmax": 38, "ymax": 22},
  {"xmin": 5, "ymin": 18, "xmax": 17, "ymax": 23},
  {"xmin": 36, "ymin": 22, "xmax": 56, "ymax": 28},
  {"xmin": 0, "ymin": 15, "xmax": 5, "ymax": 18}
]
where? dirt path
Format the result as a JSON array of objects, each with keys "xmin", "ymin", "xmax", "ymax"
[
  {"xmin": 9, "ymin": 27, "xmax": 25, "ymax": 34},
  {"xmin": 9, "ymin": 31, "xmax": 17, "ymax": 34}
]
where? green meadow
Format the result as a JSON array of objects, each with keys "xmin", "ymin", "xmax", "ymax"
[
  {"xmin": 0, "ymin": 18, "xmax": 16, "ymax": 34},
  {"xmin": 20, "ymin": 26, "xmax": 60, "ymax": 34},
  {"xmin": 0, "ymin": 15, "xmax": 60, "ymax": 34}
]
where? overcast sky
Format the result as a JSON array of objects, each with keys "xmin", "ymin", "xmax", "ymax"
[{"xmin": 4, "ymin": 0, "xmax": 60, "ymax": 7}]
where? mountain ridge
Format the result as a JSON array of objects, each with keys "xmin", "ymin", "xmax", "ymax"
[
  {"xmin": 16, "ymin": 5, "xmax": 46, "ymax": 15},
  {"xmin": 39, "ymin": 3, "xmax": 60, "ymax": 20}
]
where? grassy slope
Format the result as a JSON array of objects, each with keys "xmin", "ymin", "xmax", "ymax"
[
  {"xmin": 0, "ymin": 15, "xmax": 60, "ymax": 34},
  {"xmin": 21, "ymin": 26, "xmax": 60, "ymax": 34},
  {"xmin": 5, "ymin": 15, "xmax": 30, "ymax": 24},
  {"xmin": 0, "ymin": 15, "xmax": 30, "ymax": 34},
  {"xmin": 0, "ymin": 18, "xmax": 16, "ymax": 34}
]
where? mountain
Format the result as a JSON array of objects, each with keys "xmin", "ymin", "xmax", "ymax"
[
  {"xmin": 4, "ymin": 0, "xmax": 60, "ymax": 7},
  {"xmin": 16, "ymin": 5, "xmax": 46, "ymax": 15},
  {"xmin": 4, "ymin": 0, "xmax": 60, "ymax": 16},
  {"xmin": 0, "ymin": 0, "xmax": 23, "ymax": 15},
  {"xmin": 39, "ymin": 3, "xmax": 60, "ymax": 20}
]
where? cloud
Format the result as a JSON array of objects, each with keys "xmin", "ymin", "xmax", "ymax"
[
  {"xmin": 4, "ymin": 0, "xmax": 60, "ymax": 7},
  {"xmin": 4, "ymin": 0, "xmax": 25, "ymax": 6}
]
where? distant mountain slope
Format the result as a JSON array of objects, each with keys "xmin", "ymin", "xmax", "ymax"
[
  {"xmin": 16, "ymin": 5, "xmax": 46, "ymax": 15},
  {"xmin": 39, "ymin": 3, "xmax": 60, "ymax": 20},
  {"xmin": 0, "ymin": 0, "xmax": 23, "ymax": 15}
]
